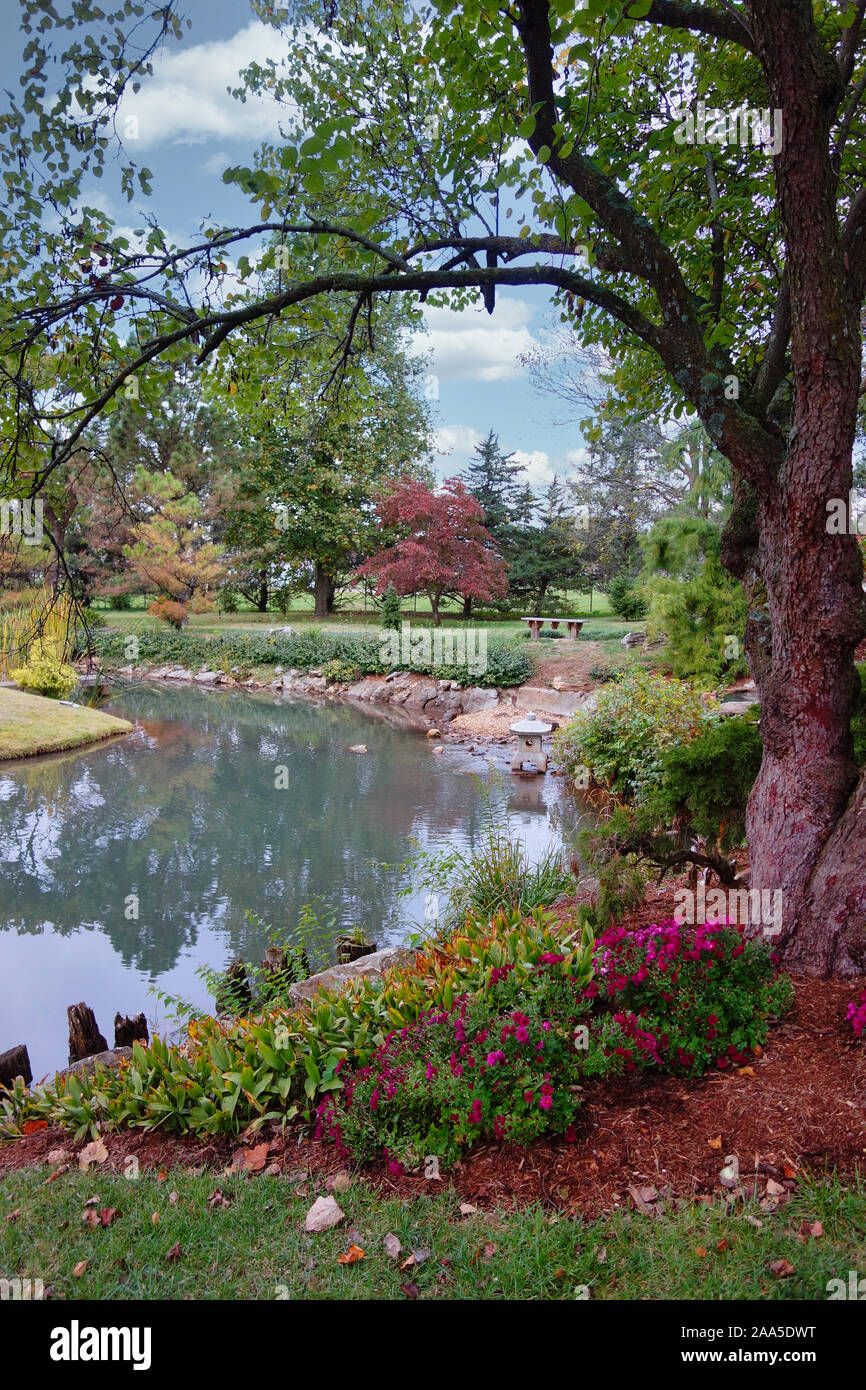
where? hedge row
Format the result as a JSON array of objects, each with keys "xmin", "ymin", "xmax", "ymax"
[{"xmin": 89, "ymin": 626, "xmax": 532, "ymax": 689}]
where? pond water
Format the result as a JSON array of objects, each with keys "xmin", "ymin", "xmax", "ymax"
[{"xmin": 0, "ymin": 684, "xmax": 585, "ymax": 1076}]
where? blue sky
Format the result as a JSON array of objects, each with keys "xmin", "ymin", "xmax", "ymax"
[{"xmin": 4, "ymin": 0, "xmax": 589, "ymax": 486}]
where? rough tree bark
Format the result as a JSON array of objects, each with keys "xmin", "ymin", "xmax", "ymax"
[
  {"xmin": 732, "ymin": 2, "xmax": 866, "ymax": 975},
  {"xmin": 313, "ymin": 563, "xmax": 335, "ymax": 618}
]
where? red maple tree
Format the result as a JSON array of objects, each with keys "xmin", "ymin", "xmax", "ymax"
[{"xmin": 357, "ymin": 476, "xmax": 508, "ymax": 626}]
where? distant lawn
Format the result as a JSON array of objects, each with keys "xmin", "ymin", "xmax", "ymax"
[
  {"xmin": 94, "ymin": 587, "xmax": 615, "ymax": 630},
  {"xmin": 0, "ymin": 687, "xmax": 132, "ymax": 760},
  {"xmin": 0, "ymin": 1167, "xmax": 862, "ymax": 1301}
]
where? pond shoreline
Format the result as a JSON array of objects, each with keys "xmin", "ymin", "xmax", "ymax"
[{"xmin": 93, "ymin": 659, "xmax": 595, "ymax": 759}]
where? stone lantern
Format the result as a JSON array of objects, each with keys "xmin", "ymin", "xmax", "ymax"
[{"xmin": 509, "ymin": 710, "xmax": 553, "ymax": 774}]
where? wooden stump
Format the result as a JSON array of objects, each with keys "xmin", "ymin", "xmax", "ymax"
[
  {"xmin": 0, "ymin": 1044, "xmax": 32, "ymax": 1089},
  {"xmin": 67, "ymin": 1002, "xmax": 108, "ymax": 1064},
  {"xmin": 262, "ymin": 945, "xmax": 311, "ymax": 986},
  {"xmin": 113, "ymin": 1012, "xmax": 149, "ymax": 1049},
  {"xmin": 216, "ymin": 957, "xmax": 253, "ymax": 1014},
  {"xmin": 336, "ymin": 937, "xmax": 377, "ymax": 965}
]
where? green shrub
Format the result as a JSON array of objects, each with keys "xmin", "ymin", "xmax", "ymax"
[
  {"xmin": 322, "ymin": 658, "xmax": 359, "ymax": 685},
  {"xmin": 318, "ymin": 969, "xmax": 593, "ymax": 1165},
  {"xmin": 650, "ymin": 715, "xmax": 761, "ymax": 850},
  {"xmin": 92, "ymin": 626, "xmax": 531, "ymax": 688},
  {"xmin": 216, "ymin": 587, "xmax": 239, "ymax": 614},
  {"xmin": 379, "ymin": 584, "xmax": 402, "ymax": 631},
  {"xmin": 12, "ymin": 641, "xmax": 77, "ymax": 698},
  {"xmin": 642, "ymin": 516, "xmax": 748, "ymax": 685},
  {"xmin": 576, "ymin": 715, "xmax": 762, "ymax": 914},
  {"xmin": 588, "ymin": 918, "xmax": 793, "ymax": 1078},
  {"xmin": 318, "ymin": 917, "xmax": 792, "ymax": 1166},
  {"xmin": 606, "ymin": 574, "xmax": 648, "ymax": 621},
  {"xmin": 554, "ymin": 668, "xmax": 715, "ymax": 802}
]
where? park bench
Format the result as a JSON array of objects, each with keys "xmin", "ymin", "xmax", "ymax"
[{"xmin": 521, "ymin": 616, "xmax": 585, "ymax": 641}]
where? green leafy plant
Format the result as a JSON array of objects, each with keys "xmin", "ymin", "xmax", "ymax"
[
  {"xmin": 606, "ymin": 573, "xmax": 648, "ymax": 621},
  {"xmin": 11, "ymin": 640, "xmax": 77, "ymax": 698},
  {"xmin": 555, "ymin": 668, "xmax": 715, "ymax": 802},
  {"xmin": 379, "ymin": 583, "xmax": 402, "ymax": 631},
  {"xmin": 321, "ymin": 657, "xmax": 358, "ymax": 684}
]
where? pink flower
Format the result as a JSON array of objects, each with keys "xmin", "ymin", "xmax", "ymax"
[{"xmin": 539, "ymin": 1095, "xmax": 553, "ymax": 1110}]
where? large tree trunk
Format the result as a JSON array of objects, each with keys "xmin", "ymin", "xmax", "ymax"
[
  {"xmin": 256, "ymin": 574, "xmax": 269, "ymax": 612},
  {"xmin": 313, "ymin": 564, "xmax": 333, "ymax": 619},
  {"xmin": 429, "ymin": 591, "xmax": 441, "ymax": 627},
  {"xmin": 731, "ymin": 0, "xmax": 866, "ymax": 976}
]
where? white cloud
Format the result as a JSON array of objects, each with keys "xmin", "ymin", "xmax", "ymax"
[
  {"xmin": 423, "ymin": 297, "xmax": 539, "ymax": 382},
  {"xmin": 564, "ymin": 446, "xmax": 590, "ymax": 474},
  {"xmin": 116, "ymin": 22, "xmax": 292, "ymax": 148},
  {"xmin": 434, "ymin": 424, "xmax": 482, "ymax": 465},
  {"xmin": 512, "ymin": 449, "xmax": 554, "ymax": 488}
]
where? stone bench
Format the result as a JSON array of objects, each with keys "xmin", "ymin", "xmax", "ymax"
[{"xmin": 521, "ymin": 617, "xmax": 585, "ymax": 641}]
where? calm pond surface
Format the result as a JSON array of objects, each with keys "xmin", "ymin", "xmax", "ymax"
[{"xmin": 0, "ymin": 683, "xmax": 583, "ymax": 1075}]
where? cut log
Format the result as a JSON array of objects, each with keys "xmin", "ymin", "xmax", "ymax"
[
  {"xmin": 67, "ymin": 1002, "xmax": 108, "ymax": 1064},
  {"xmin": 0, "ymin": 1043, "xmax": 32, "ymax": 1089},
  {"xmin": 261, "ymin": 945, "xmax": 311, "ymax": 986},
  {"xmin": 113, "ymin": 1012, "xmax": 149, "ymax": 1049},
  {"xmin": 215, "ymin": 957, "xmax": 253, "ymax": 1014}
]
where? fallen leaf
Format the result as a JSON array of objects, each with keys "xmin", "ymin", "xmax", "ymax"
[
  {"xmin": 383, "ymin": 1233, "xmax": 402, "ymax": 1260},
  {"xmin": 23, "ymin": 1119, "xmax": 48, "ymax": 1134},
  {"xmin": 628, "ymin": 1184, "xmax": 658, "ymax": 1214},
  {"xmin": 100, "ymin": 1207, "xmax": 120, "ymax": 1227},
  {"xmin": 769, "ymin": 1258, "xmax": 795, "ymax": 1278},
  {"xmin": 304, "ymin": 1195, "xmax": 345, "ymax": 1233},
  {"xmin": 242, "ymin": 1142, "xmax": 270, "ymax": 1173},
  {"xmin": 78, "ymin": 1138, "xmax": 108, "ymax": 1171},
  {"xmin": 737, "ymin": 1066, "xmax": 756, "ymax": 1077},
  {"xmin": 458, "ymin": 1202, "xmax": 478, "ymax": 1216},
  {"xmin": 72, "ymin": 1260, "xmax": 88, "ymax": 1278},
  {"xmin": 401, "ymin": 1282, "xmax": 420, "ymax": 1299},
  {"xmin": 168, "ymin": 1190, "xmax": 178, "ymax": 1206},
  {"xmin": 783, "ymin": 1162, "xmax": 799, "ymax": 1180},
  {"xmin": 716, "ymin": 1238, "xmax": 729, "ymax": 1252},
  {"xmin": 482, "ymin": 1242, "xmax": 497, "ymax": 1260},
  {"xmin": 799, "ymin": 1220, "xmax": 823, "ymax": 1240},
  {"xmin": 708, "ymin": 1136, "xmax": 722, "ymax": 1150},
  {"xmin": 151, "ymin": 1212, "xmax": 160, "ymax": 1226},
  {"xmin": 5, "ymin": 1209, "xmax": 21, "ymax": 1222},
  {"xmin": 207, "ymin": 1187, "xmax": 231, "ymax": 1209},
  {"xmin": 766, "ymin": 1178, "xmax": 786, "ymax": 1196},
  {"xmin": 47, "ymin": 1149, "xmax": 71, "ymax": 1167},
  {"xmin": 331, "ymin": 1172, "xmax": 352, "ymax": 1193},
  {"xmin": 156, "ymin": 1168, "xmax": 168, "ymax": 1183},
  {"xmin": 743, "ymin": 1214, "xmax": 764, "ymax": 1229},
  {"xmin": 81, "ymin": 1209, "xmax": 100, "ymax": 1229},
  {"xmin": 166, "ymin": 1242, "xmax": 182, "ymax": 1263},
  {"xmin": 336, "ymin": 1244, "xmax": 365, "ymax": 1264},
  {"xmin": 695, "ymin": 1246, "xmax": 708, "ymax": 1258}
]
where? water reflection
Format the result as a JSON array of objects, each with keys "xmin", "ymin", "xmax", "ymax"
[{"xmin": 0, "ymin": 683, "xmax": 582, "ymax": 1073}]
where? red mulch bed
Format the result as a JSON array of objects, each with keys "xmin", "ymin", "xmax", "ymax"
[{"xmin": 2, "ymin": 977, "xmax": 863, "ymax": 1217}]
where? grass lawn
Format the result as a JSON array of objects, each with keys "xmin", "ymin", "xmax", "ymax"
[
  {"xmin": 0, "ymin": 1168, "xmax": 861, "ymax": 1300},
  {"xmin": 0, "ymin": 687, "xmax": 133, "ymax": 760}
]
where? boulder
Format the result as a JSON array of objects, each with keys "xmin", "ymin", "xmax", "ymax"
[
  {"xmin": 403, "ymin": 680, "xmax": 440, "ymax": 709},
  {"xmin": 288, "ymin": 945, "xmax": 416, "ymax": 1007},
  {"xmin": 194, "ymin": 670, "xmax": 224, "ymax": 684},
  {"xmin": 621, "ymin": 630, "xmax": 647, "ymax": 648},
  {"xmin": 58, "ymin": 1046, "xmax": 134, "ymax": 1081},
  {"xmin": 462, "ymin": 687, "xmax": 500, "ymax": 714}
]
